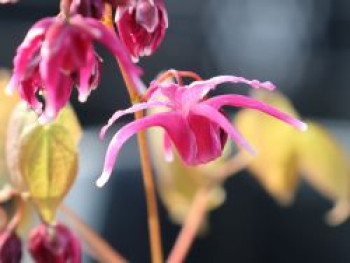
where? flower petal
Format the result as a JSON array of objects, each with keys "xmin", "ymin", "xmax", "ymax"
[
  {"xmin": 183, "ymin": 75, "xmax": 276, "ymax": 107},
  {"xmin": 77, "ymin": 46, "xmax": 98, "ymax": 102},
  {"xmin": 136, "ymin": 0, "xmax": 159, "ymax": 33},
  {"xmin": 7, "ymin": 18, "xmax": 53, "ymax": 94},
  {"xmin": 97, "ymin": 112, "xmax": 196, "ymax": 187},
  {"xmin": 75, "ymin": 16, "xmax": 145, "ymax": 94},
  {"xmin": 191, "ymin": 104, "xmax": 256, "ymax": 155},
  {"xmin": 99, "ymin": 100, "xmax": 170, "ymax": 139},
  {"xmin": 205, "ymin": 94, "xmax": 307, "ymax": 131}
]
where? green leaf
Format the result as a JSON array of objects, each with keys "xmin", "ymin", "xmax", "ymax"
[{"xmin": 19, "ymin": 123, "xmax": 78, "ymax": 224}]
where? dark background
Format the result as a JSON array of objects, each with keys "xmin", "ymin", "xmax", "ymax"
[{"xmin": 2, "ymin": 1, "xmax": 350, "ymax": 262}]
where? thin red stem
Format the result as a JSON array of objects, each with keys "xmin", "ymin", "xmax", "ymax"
[{"xmin": 102, "ymin": 6, "xmax": 163, "ymax": 262}]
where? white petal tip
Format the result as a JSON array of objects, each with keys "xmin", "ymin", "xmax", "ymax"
[
  {"xmin": 5, "ymin": 87, "xmax": 13, "ymax": 96},
  {"xmin": 299, "ymin": 122, "xmax": 308, "ymax": 132},
  {"xmin": 78, "ymin": 95, "xmax": 88, "ymax": 103},
  {"xmin": 96, "ymin": 173, "xmax": 109, "ymax": 188},
  {"xmin": 164, "ymin": 155, "xmax": 174, "ymax": 162},
  {"xmin": 96, "ymin": 179, "xmax": 106, "ymax": 188}
]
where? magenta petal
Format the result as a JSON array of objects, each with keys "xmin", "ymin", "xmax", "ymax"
[
  {"xmin": 100, "ymin": 100, "xmax": 171, "ymax": 139},
  {"xmin": 184, "ymin": 75, "xmax": 276, "ymax": 106},
  {"xmin": 191, "ymin": 104, "xmax": 256, "ymax": 155},
  {"xmin": 77, "ymin": 46, "xmax": 96, "ymax": 102},
  {"xmin": 187, "ymin": 112, "xmax": 223, "ymax": 164},
  {"xmin": 78, "ymin": 17, "xmax": 144, "ymax": 93},
  {"xmin": 136, "ymin": 0, "xmax": 159, "ymax": 33},
  {"xmin": 97, "ymin": 112, "xmax": 196, "ymax": 187},
  {"xmin": 13, "ymin": 18, "xmax": 53, "ymax": 76},
  {"xmin": 205, "ymin": 94, "xmax": 308, "ymax": 131},
  {"xmin": 40, "ymin": 73, "xmax": 73, "ymax": 123}
]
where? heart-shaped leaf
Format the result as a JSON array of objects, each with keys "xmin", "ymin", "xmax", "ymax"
[{"xmin": 19, "ymin": 123, "xmax": 78, "ymax": 223}]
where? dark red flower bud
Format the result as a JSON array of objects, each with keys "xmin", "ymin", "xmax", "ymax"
[
  {"xmin": 116, "ymin": 0, "xmax": 168, "ymax": 62},
  {"xmin": 28, "ymin": 223, "xmax": 81, "ymax": 263},
  {"xmin": 0, "ymin": 231, "xmax": 22, "ymax": 263}
]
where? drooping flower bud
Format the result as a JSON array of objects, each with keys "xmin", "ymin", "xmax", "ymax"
[
  {"xmin": 7, "ymin": 14, "xmax": 141, "ymax": 123},
  {"xmin": 0, "ymin": 231, "xmax": 22, "ymax": 263},
  {"xmin": 28, "ymin": 223, "xmax": 81, "ymax": 263},
  {"xmin": 115, "ymin": 0, "xmax": 168, "ymax": 62}
]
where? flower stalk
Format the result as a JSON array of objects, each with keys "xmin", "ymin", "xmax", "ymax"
[
  {"xmin": 119, "ymin": 63, "xmax": 164, "ymax": 263},
  {"xmin": 102, "ymin": 5, "xmax": 163, "ymax": 262},
  {"xmin": 167, "ymin": 153, "xmax": 249, "ymax": 263}
]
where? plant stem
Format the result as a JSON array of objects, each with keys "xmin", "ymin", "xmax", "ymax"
[
  {"xmin": 119, "ymin": 64, "xmax": 163, "ymax": 263},
  {"xmin": 167, "ymin": 153, "xmax": 249, "ymax": 263},
  {"xmin": 167, "ymin": 188, "xmax": 210, "ymax": 263},
  {"xmin": 102, "ymin": 5, "xmax": 163, "ymax": 262},
  {"xmin": 61, "ymin": 205, "xmax": 127, "ymax": 263}
]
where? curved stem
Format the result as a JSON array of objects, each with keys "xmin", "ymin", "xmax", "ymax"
[
  {"xmin": 167, "ymin": 153, "xmax": 249, "ymax": 263},
  {"xmin": 60, "ymin": 0, "xmax": 72, "ymax": 18},
  {"xmin": 61, "ymin": 205, "xmax": 127, "ymax": 263},
  {"xmin": 167, "ymin": 188, "xmax": 210, "ymax": 263},
  {"xmin": 156, "ymin": 70, "xmax": 202, "ymax": 85},
  {"xmin": 119, "ymin": 64, "xmax": 164, "ymax": 263},
  {"xmin": 102, "ymin": 6, "xmax": 163, "ymax": 263}
]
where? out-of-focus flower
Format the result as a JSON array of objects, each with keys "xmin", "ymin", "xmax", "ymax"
[
  {"xmin": 115, "ymin": 0, "xmax": 168, "ymax": 61},
  {"xmin": 7, "ymin": 14, "xmax": 141, "ymax": 123},
  {"xmin": 28, "ymin": 223, "xmax": 81, "ymax": 263},
  {"xmin": 97, "ymin": 71, "xmax": 306, "ymax": 187},
  {"xmin": 0, "ymin": 0, "xmax": 18, "ymax": 4},
  {"xmin": 234, "ymin": 90, "xmax": 350, "ymax": 225},
  {"xmin": 0, "ymin": 231, "xmax": 22, "ymax": 263}
]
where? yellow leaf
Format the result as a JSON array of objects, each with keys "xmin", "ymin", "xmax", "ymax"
[
  {"xmin": 0, "ymin": 69, "xmax": 19, "ymax": 185},
  {"xmin": 19, "ymin": 122, "xmax": 78, "ymax": 224},
  {"xmin": 55, "ymin": 105, "xmax": 82, "ymax": 146},
  {"xmin": 234, "ymin": 90, "xmax": 300, "ymax": 205},
  {"xmin": 297, "ymin": 122, "xmax": 350, "ymax": 225},
  {"xmin": 6, "ymin": 103, "xmax": 81, "ymax": 190}
]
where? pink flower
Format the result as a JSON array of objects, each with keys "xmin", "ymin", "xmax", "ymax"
[
  {"xmin": 28, "ymin": 223, "xmax": 81, "ymax": 263},
  {"xmin": 7, "ymin": 14, "xmax": 142, "ymax": 123},
  {"xmin": 115, "ymin": 0, "xmax": 168, "ymax": 62},
  {"xmin": 0, "ymin": 231, "xmax": 22, "ymax": 263},
  {"xmin": 97, "ymin": 70, "xmax": 307, "ymax": 187}
]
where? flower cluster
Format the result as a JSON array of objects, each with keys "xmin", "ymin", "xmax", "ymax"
[{"xmin": 7, "ymin": 0, "xmax": 168, "ymax": 123}]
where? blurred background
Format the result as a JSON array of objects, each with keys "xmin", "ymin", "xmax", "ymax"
[{"xmin": 2, "ymin": 0, "xmax": 350, "ymax": 262}]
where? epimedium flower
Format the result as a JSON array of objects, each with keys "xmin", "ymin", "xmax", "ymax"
[
  {"xmin": 97, "ymin": 70, "xmax": 307, "ymax": 187},
  {"xmin": 28, "ymin": 223, "xmax": 81, "ymax": 263},
  {"xmin": 6, "ymin": 14, "xmax": 142, "ymax": 123},
  {"xmin": 115, "ymin": 0, "xmax": 168, "ymax": 62}
]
